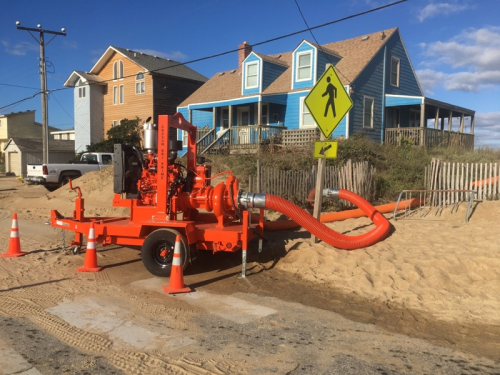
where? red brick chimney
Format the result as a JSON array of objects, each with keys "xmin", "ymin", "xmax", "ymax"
[{"xmin": 238, "ymin": 41, "xmax": 252, "ymax": 70}]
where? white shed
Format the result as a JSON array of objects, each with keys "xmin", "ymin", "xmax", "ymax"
[{"xmin": 3, "ymin": 138, "xmax": 75, "ymax": 177}]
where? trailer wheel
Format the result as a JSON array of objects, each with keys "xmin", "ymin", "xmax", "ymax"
[{"xmin": 141, "ymin": 229, "xmax": 189, "ymax": 277}]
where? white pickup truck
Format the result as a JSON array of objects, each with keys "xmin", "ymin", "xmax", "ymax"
[{"xmin": 26, "ymin": 152, "xmax": 114, "ymax": 189}]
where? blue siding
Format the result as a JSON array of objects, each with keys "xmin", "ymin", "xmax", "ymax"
[
  {"xmin": 384, "ymin": 33, "xmax": 422, "ymax": 96},
  {"xmin": 284, "ymin": 92, "xmax": 304, "ymax": 130},
  {"xmin": 242, "ymin": 53, "xmax": 261, "ymax": 96},
  {"xmin": 386, "ymin": 95, "xmax": 423, "ymax": 106},
  {"xmin": 176, "ymin": 108, "xmax": 213, "ymax": 140},
  {"xmin": 349, "ymin": 49, "xmax": 385, "ymax": 143},
  {"xmin": 262, "ymin": 61, "xmax": 287, "ymax": 91},
  {"xmin": 292, "ymin": 42, "xmax": 316, "ymax": 90},
  {"xmin": 284, "ymin": 92, "xmax": 347, "ymax": 137},
  {"xmin": 316, "ymin": 51, "xmax": 341, "ymax": 80}
]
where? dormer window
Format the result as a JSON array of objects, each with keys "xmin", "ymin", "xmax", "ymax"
[
  {"xmin": 135, "ymin": 72, "xmax": 145, "ymax": 94},
  {"xmin": 113, "ymin": 60, "xmax": 124, "ymax": 80},
  {"xmin": 296, "ymin": 51, "xmax": 312, "ymax": 81},
  {"xmin": 245, "ymin": 61, "xmax": 258, "ymax": 89}
]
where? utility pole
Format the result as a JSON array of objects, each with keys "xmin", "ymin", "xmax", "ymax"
[{"xmin": 16, "ymin": 21, "xmax": 66, "ymax": 164}]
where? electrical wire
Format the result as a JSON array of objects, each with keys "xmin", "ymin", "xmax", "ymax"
[
  {"xmin": 293, "ymin": 0, "xmax": 350, "ymax": 83},
  {"xmin": 0, "ymin": 0, "xmax": 406, "ymax": 111}
]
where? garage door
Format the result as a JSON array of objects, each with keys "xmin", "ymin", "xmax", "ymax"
[{"xmin": 8, "ymin": 152, "xmax": 20, "ymax": 176}]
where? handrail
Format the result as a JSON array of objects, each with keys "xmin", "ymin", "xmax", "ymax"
[{"xmin": 393, "ymin": 189, "xmax": 475, "ymax": 223}]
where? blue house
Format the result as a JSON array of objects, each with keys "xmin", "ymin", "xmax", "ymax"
[{"xmin": 178, "ymin": 28, "xmax": 475, "ymax": 153}]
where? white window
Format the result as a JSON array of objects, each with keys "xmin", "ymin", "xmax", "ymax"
[
  {"xmin": 363, "ymin": 96, "xmax": 374, "ymax": 128},
  {"xmin": 119, "ymin": 85, "xmax": 124, "ymax": 104},
  {"xmin": 112, "ymin": 120, "xmax": 118, "ymax": 127},
  {"xmin": 113, "ymin": 60, "xmax": 124, "ymax": 80},
  {"xmin": 135, "ymin": 72, "xmax": 145, "ymax": 94},
  {"xmin": 300, "ymin": 96, "xmax": 315, "ymax": 128},
  {"xmin": 113, "ymin": 86, "xmax": 117, "ymax": 105},
  {"xmin": 182, "ymin": 131, "xmax": 188, "ymax": 146},
  {"xmin": 296, "ymin": 51, "xmax": 312, "ymax": 81},
  {"xmin": 78, "ymin": 87, "xmax": 86, "ymax": 98},
  {"xmin": 390, "ymin": 57, "xmax": 400, "ymax": 87},
  {"xmin": 245, "ymin": 62, "xmax": 258, "ymax": 89}
]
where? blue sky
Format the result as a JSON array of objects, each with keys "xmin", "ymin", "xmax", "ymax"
[{"xmin": 1, "ymin": 0, "xmax": 499, "ymax": 148}]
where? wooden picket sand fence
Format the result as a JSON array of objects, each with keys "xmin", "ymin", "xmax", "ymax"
[
  {"xmin": 425, "ymin": 158, "xmax": 499, "ymax": 202},
  {"xmin": 396, "ymin": 159, "xmax": 499, "ymax": 222},
  {"xmin": 249, "ymin": 160, "xmax": 376, "ymax": 207}
]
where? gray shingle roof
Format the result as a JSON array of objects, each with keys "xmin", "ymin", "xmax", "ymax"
[
  {"xmin": 112, "ymin": 46, "xmax": 208, "ymax": 82},
  {"xmin": 7, "ymin": 138, "xmax": 75, "ymax": 152}
]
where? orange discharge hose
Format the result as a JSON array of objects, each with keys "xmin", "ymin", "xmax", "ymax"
[
  {"xmin": 264, "ymin": 190, "xmax": 391, "ymax": 250},
  {"xmin": 255, "ymin": 197, "xmax": 421, "ymax": 232}
]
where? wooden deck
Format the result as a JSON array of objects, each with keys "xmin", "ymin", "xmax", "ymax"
[{"xmin": 385, "ymin": 127, "xmax": 474, "ymax": 149}]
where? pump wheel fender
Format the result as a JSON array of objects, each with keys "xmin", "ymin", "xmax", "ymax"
[{"xmin": 141, "ymin": 229, "xmax": 190, "ymax": 277}]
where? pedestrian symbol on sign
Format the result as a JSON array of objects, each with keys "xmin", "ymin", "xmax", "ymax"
[{"xmin": 322, "ymin": 76, "xmax": 337, "ymax": 118}]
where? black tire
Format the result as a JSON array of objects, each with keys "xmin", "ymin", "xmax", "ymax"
[
  {"xmin": 141, "ymin": 229, "xmax": 190, "ymax": 277},
  {"xmin": 60, "ymin": 174, "xmax": 78, "ymax": 187}
]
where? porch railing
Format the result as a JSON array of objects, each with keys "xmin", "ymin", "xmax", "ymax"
[{"xmin": 385, "ymin": 127, "xmax": 474, "ymax": 149}]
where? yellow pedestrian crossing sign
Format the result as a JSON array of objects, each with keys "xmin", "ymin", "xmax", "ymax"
[{"xmin": 304, "ymin": 65, "xmax": 353, "ymax": 139}]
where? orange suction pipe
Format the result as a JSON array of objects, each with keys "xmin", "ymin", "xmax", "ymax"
[
  {"xmin": 252, "ymin": 197, "xmax": 422, "ymax": 232},
  {"xmin": 240, "ymin": 189, "xmax": 391, "ymax": 250}
]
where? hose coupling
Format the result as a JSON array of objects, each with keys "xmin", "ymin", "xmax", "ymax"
[
  {"xmin": 322, "ymin": 188, "xmax": 340, "ymax": 198},
  {"xmin": 239, "ymin": 192, "xmax": 266, "ymax": 209}
]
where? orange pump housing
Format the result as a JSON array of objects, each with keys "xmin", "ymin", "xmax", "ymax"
[{"xmin": 51, "ymin": 113, "xmax": 264, "ymax": 267}]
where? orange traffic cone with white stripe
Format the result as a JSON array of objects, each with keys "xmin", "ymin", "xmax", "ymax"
[
  {"xmin": 1, "ymin": 213, "xmax": 27, "ymax": 257},
  {"xmin": 163, "ymin": 235, "xmax": 191, "ymax": 294},
  {"xmin": 77, "ymin": 222, "xmax": 102, "ymax": 272}
]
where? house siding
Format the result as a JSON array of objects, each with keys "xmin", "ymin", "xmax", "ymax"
[
  {"xmin": 384, "ymin": 34, "xmax": 422, "ymax": 96},
  {"xmin": 99, "ymin": 52, "xmax": 154, "ymax": 135},
  {"xmin": 153, "ymin": 75, "xmax": 205, "ymax": 123},
  {"xmin": 316, "ymin": 51, "xmax": 341, "ymax": 80},
  {"xmin": 262, "ymin": 61, "xmax": 287, "ymax": 91},
  {"xmin": 350, "ymin": 51, "xmax": 385, "ymax": 142}
]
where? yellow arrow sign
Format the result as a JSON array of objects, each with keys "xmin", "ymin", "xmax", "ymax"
[
  {"xmin": 304, "ymin": 65, "xmax": 353, "ymax": 139},
  {"xmin": 314, "ymin": 141, "xmax": 338, "ymax": 159}
]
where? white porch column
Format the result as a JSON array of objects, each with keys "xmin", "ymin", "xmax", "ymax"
[
  {"xmin": 434, "ymin": 107, "xmax": 440, "ymax": 129},
  {"xmin": 257, "ymin": 100, "xmax": 262, "ymax": 143},
  {"xmin": 470, "ymin": 114, "xmax": 475, "ymax": 134},
  {"xmin": 448, "ymin": 111, "xmax": 453, "ymax": 132},
  {"xmin": 420, "ymin": 103, "xmax": 426, "ymax": 146},
  {"xmin": 229, "ymin": 105, "xmax": 233, "ymax": 145},
  {"xmin": 459, "ymin": 113, "xmax": 465, "ymax": 133},
  {"xmin": 212, "ymin": 107, "xmax": 216, "ymax": 129}
]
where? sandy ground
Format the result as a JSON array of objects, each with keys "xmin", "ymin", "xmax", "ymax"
[{"xmin": 0, "ymin": 169, "xmax": 499, "ymax": 374}]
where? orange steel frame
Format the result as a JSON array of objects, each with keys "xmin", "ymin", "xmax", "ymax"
[{"xmin": 50, "ymin": 113, "xmax": 264, "ymax": 256}]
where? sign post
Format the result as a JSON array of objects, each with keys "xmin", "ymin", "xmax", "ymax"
[{"xmin": 305, "ymin": 65, "xmax": 353, "ymax": 243}]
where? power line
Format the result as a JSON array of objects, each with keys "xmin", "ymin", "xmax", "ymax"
[
  {"xmin": 293, "ymin": 0, "xmax": 350, "ymax": 83},
  {"xmin": 1, "ymin": 0, "xmax": 406, "ymax": 110},
  {"xmin": 0, "ymin": 83, "xmax": 40, "ymax": 90}
]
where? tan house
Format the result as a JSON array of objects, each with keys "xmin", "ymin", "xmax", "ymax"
[
  {"xmin": 0, "ymin": 110, "xmax": 58, "ymax": 160},
  {"xmin": 64, "ymin": 46, "xmax": 208, "ymax": 152}
]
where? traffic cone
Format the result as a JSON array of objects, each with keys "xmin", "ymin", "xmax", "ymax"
[
  {"xmin": 163, "ymin": 235, "xmax": 191, "ymax": 294},
  {"xmin": 77, "ymin": 222, "xmax": 102, "ymax": 272},
  {"xmin": 1, "ymin": 213, "xmax": 27, "ymax": 257}
]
